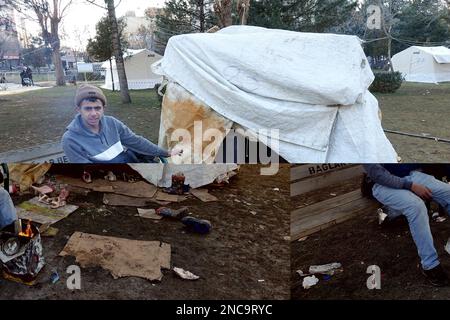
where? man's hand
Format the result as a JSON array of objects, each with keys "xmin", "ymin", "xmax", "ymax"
[
  {"xmin": 411, "ymin": 183, "xmax": 432, "ymax": 200},
  {"xmin": 168, "ymin": 148, "xmax": 183, "ymax": 157}
]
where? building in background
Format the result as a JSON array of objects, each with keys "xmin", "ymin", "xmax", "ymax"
[
  {"xmin": 121, "ymin": 8, "xmax": 162, "ymax": 51},
  {"xmin": 0, "ymin": 0, "xmax": 21, "ymax": 70}
]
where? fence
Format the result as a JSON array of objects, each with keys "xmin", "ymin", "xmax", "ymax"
[
  {"xmin": 0, "ymin": 71, "xmax": 57, "ymax": 84},
  {"xmin": 0, "ymin": 70, "xmax": 105, "ymax": 84}
]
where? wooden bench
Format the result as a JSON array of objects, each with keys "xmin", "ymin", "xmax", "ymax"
[{"xmin": 291, "ymin": 164, "xmax": 379, "ymax": 241}]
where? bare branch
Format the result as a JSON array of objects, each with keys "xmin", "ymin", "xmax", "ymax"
[
  {"xmin": 60, "ymin": 0, "xmax": 73, "ymax": 18},
  {"xmin": 84, "ymin": 0, "xmax": 106, "ymax": 10}
]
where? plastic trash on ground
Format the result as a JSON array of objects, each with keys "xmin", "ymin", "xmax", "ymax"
[
  {"xmin": 302, "ymin": 275, "xmax": 319, "ymax": 289},
  {"xmin": 309, "ymin": 262, "xmax": 342, "ymax": 275}
]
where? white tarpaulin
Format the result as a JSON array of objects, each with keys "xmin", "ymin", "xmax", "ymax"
[
  {"xmin": 152, "ymin": 26, "xmax": 397, "ymax": 163},
  {"xmin": 128, "ymin": 164, "xmax": 238, "ymax": 188}
]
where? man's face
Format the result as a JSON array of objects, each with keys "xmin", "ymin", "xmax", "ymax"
[{"xmin": 77, "ymin": 99, "xmax": 105, "ymax": 129}]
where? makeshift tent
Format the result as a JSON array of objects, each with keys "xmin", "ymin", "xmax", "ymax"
[
  {"xmin": 392, "ymin": 46, "xmax": 450, "ymax": 83},
  {"xmin": 152, "ymin": 26, "xmax": 397, "ymax": 163},
  {"xmin": 101, "ymin": 49, "xmax": 163, "ymax": 90},
  {"xmin": 8, "ymin": 163, "xmax": 238, "ymax": 190}
]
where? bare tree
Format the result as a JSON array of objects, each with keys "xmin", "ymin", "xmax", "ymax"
[
  {"xmin": 9, "ymin": 0, "xmax": 73, "ymax": 85},
  {"xmin": 377, "ymin": 0, "xmax": 406, "ymax": 71}
]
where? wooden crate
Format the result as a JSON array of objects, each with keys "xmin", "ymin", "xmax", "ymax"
[{"xmin": 290, "ymin": 164, "xmax": 377, "ymax": 241}]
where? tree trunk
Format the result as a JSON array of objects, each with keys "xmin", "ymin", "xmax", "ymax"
[
  {"xmin": 106, "ymin": 0, "xmax": 131, "ymax": 103},
  {"xmin": 50, "ymin": 3, "xmax": 65, "ymax": 86},
  {"xmin": 214, "ymin": 0, "xmax": 233, "ymax": 28},
  {"xmin": 198, "ymin": 0, "xmax": 205, "ymax": 32},
  {"xmin": 52, "ymin": 38, "xmax": 66, "ymax": 86},
  {"xmin": 237, "ymin": 0, "xmax": 250, "ymax": 25},
  {"xmin": 387, "ymin": 26, "xmax": 394, "ymax": 72},
  {"xmin": 109, "ymin": 58, "xmax": 115, "ymax": 91}
]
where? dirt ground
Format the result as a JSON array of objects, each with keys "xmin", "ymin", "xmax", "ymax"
[
  {"xmin": 291, "ymin": 178, "xmax": 450, "ymax": 300},
  {"xmin": 0, "ymin": 164, "xmax": 290, "ymax": 300}
]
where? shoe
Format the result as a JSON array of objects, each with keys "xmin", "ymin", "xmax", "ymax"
[
  {"xmin": 181, "ymin": 216, "xmax": 212, "ymax": 234},
  {"xmin": 422, "ymin": 265, "xmax": 449, "ymax": 287},
  {"xmin": 156, "ymin": 207, "xmax": 189, "ymax": 218}
]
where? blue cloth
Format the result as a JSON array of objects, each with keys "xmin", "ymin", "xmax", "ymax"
[
  {"xmin": 0, "ymin": 188, "xmax": 17, "ymax": 229},
  {"xmin": 62, "ymin": 115, "xmax": 169, "ymax": 163},
  {"xmin": 363, "ymin": 164, "xmax": 416, "ymax": 190},
  {"xmin": 382, "ymin": 164, "xmax": 422, "ymax": 178},
  {"xmin": 372, "ymin": 171, "xmax": 450, "ymax": 270}
]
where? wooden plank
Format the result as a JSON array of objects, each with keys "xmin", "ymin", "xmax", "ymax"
[
  {"xmin": 292, "ymin": 202, "xmax": 379, "ymax": 241},
  {"xmin": 290, "ymin": 165, "xmax": 364, "ymax": 196},
  {"xmin": 290, "ymin": 164, "xmax": 352, "ymax": 181},
  {"xmin": 292, "ymin": 197, "xmax": 371, "ymax": 235},
  {"xmin": 293, "ymin": 196, "xmax": 375, "ymax": 233},
  {"xmin": 291, "ymin": 196, "xmax": 379, "ymax": 241},
  {"xmin": 0, "ymin": 142, "xmax": 67, "ymax": 163},
  {"xmin": 291, "ymin": 207, "xmax": 368, "ymax": 241},
  {"xmin": 291, "ymin": 190, "xmax": 362, "ymax": 223}
]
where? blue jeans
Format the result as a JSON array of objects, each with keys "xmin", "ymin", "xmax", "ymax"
[
  {"xmin": 373, "ymin": 171, "xmax": 450, "ymax": 270},
  {"xmin": 0, "ymin": 188, "xmax": 17, "ymax": 229}
]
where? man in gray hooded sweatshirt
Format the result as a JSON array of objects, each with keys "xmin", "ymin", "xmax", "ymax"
[{"xmin": 62, "ymin": 85, "xmax": 181, "ymax": 163}]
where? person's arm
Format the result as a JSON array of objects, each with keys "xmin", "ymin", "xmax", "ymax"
[
  {"xmin": 115, "ymin": 119, "xmax": 171, "ymax": 158},
  {"xmin": 363, "ymin": 164, "xmax": 413, "ymax": 190},
  {"xmin": 0, "ymin": 188, "xmax": 17, "ymax": 229},
  {"xmin": 62, "ymin": 135, "xmax": 93, "ymax": 163}
]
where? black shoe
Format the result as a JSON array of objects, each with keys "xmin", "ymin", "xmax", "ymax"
[{"xmin": 422, "ymin": 265, "xmax": 449, "ymax": 287}]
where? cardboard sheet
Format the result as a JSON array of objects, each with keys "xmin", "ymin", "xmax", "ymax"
[
  {"xmin": 190, "ymin": 188, "xmax": 218, "ymax": 202},
  {"xmin": 59, "ymin": 232, "xmax": 171, "ymax": 281},
  {"xmin": 16, "ymin": 197, "xmax": 79, "ymax": 225}
]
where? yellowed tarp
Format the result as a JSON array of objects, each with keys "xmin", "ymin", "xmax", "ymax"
[
  {"xmin": 9, "ymin": 163, "xmax": 52, "ymax": 191},
  {"xmin": 159, "ymin": 82, "xmax": 233, "ymax": 163}
]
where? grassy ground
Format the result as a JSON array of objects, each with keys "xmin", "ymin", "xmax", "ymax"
[
  {"xmin": 374, "ymin": 82, "xmax": 450, "ymax": 162},
  {"xmin": 0, "ymin": 84, "xmax": 162, "ymax": 153},
  {"xmin": 0, "ymin": 81, "xmax": 449, "ymax": 162}
]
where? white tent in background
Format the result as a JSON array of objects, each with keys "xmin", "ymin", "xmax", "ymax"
[
  {"xmin": 101, "ymin": 49, "xmax": 163, "ymax": 90},
  {"xmin": 392, "ymin": 46, "xmax": 450, "ymax": 83}
]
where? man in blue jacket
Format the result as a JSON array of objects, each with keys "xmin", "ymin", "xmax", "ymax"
[
  {"xmin": 364, "ymin": 164, "xmax": 450, "ymax": 287},
  {"xmin": 62, "ymin": 85, "xmax": 181, "ymax": 163}
]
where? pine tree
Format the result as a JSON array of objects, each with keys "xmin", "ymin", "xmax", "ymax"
[
  {"xmin": 248, "ymin": 0, "xmax": 358, "ymax": 33},
  {"xmin": 154, "ymin": 0, "xmax": 217, "ymax": 54},
  {"xmin": 86, "ymin": 15, "xmax": 127, "ymax": 91}
]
